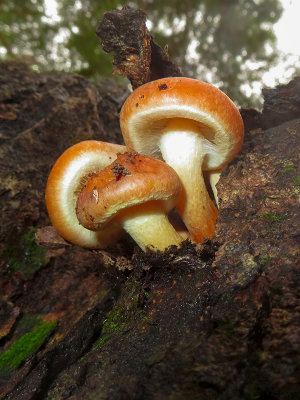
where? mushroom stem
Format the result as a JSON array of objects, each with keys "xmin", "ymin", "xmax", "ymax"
[
  {"xmin": 122, "ymin": 202, "xmax": 183, "ymax": 251},
  {"xmin": 159, "ymin": 118, "xmax": 218, "ymax": 242}
]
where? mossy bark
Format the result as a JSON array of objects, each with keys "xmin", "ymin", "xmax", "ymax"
[{"xmin": 0, "ymin": 61, "xmax": 299, "ymax": 400}]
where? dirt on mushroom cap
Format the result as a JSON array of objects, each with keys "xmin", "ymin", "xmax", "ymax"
[{"xmin": 76, "ymin": 152, "xmax": 182, "ymax": 231}]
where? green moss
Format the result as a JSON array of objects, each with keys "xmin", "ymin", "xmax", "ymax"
[
  {"xmin": 92, "ymin": 304, "xmax": 147, "ymax": 349},
  {"xmin": 292, "ymin": 176, "xmax": 300, "ymax": 186},
  {"xmin": 284, "ymin": 167, "xmax": 294, "ymax": 173},
  {"xmin": 0, "ymin": 320, "xmax": 56, "ymax": 377},
  {"xmin": 260, "ymin": 255, "xmax": 272, "ymax": 266},
  {"xmin": 283, "ymin": 161, "xmax": 294, "ymax": 173},
  {"xmin": 2, "ymin": 227, "xmax": 46, "ymax": 279},
  {"xmin": 282, "ymin": 160, "xmax": 294, "ymax": 172},
  {"xmin": 93, "ymin": 302, "xmax": 134, "ymax": 348},
  {"xmin": 279, "ymin": 159, "xmax": 300, "ymax": 185},
  {"xmin": 94, "ymin": 333, "xmax": 111, "ymax": 348},
  {"xmin": 93, "ymin": 278, "xmax": 146, "ymax": 349},
  {"xmin": 259, "ymin": 212, "xmax": 288, "ymax": 222}
]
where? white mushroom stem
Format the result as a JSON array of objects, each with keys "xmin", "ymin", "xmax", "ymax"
[
  {"xmin": 122, "ymin": 203, "xmax": 183, "ymax": 251},
  {"xmin": 159, "ymin": 118, "xmax": 218, "ymax": 243}
]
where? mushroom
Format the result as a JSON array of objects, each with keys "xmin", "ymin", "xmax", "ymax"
[
  {"xmin": 76, "ymin": 152, "xmax": 184, "ymax": 251},
  {"xmin": 120, "ymin": 77, "xmax": 244, "ymax": 242},
  {"xmin": 46, "ymin": 140, "xmax": 126, "ymax": 248}
]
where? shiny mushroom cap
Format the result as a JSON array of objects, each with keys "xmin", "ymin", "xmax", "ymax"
[
  {"xmin": 76, "ymin": 152, "xmax": 184, "ymax": 251},
  {"xmin": 45, "ymin": 140, "xmax": 126, "ymax": 248},
  {"xmin": 120, "ymin": 77, "xmax": 244, "ymax": 170}
]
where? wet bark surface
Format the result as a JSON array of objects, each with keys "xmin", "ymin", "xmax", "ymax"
[{"xmin": 0, "ymin": 60, "xmax": 299, "ymax": 400}]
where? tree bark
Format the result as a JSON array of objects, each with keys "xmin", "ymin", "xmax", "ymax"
[{"xmin": 0, "ymin": 60, "xmax": 299, "ymax": 399}]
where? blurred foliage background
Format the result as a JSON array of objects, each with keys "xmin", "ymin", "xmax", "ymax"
[{"xmin": 0, "ymin": 0, "xmax": 299, "ymax": 108}]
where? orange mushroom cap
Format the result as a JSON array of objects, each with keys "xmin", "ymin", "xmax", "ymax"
[
  {"xmin": 45, "ymin": 140, "xmax": 126, "ymax": 248},
  {"xmin": 120, "ymin": 77, "xmax": 244, "ymax": 169},
  {"xmin": 76, "ymin": 152, "xmax": 184, "ymax": 251},
  {"xmin": 120, "ymin": 77, "xmax": 244, "ymax": 242}
]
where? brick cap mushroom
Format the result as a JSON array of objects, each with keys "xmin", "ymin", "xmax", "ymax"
[
  {"xmin": 76, "ymin": 152, "xmax": 184, "ymax": 252},
  {"xmin": 45, "ymin": 140, "xmax": 126, "ymax": 248},
  {"xmin": 120, "ymin": 77, "xmax": 244, "ymax": 242}
]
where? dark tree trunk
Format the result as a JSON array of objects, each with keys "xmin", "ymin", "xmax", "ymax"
[{"xmin": 0, "ymin": 60, "xmax": 299, "ymax": 400}]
